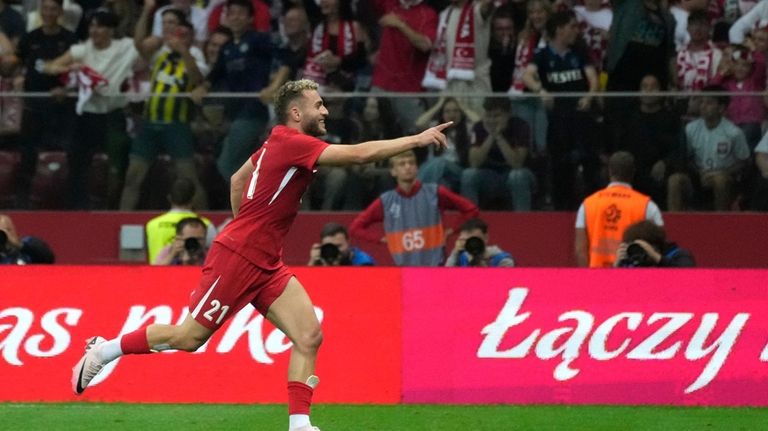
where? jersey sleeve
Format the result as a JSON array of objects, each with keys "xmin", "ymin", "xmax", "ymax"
[{"xmin": 286, "ymin": 134, "xmax": 330, "ymax": 170}]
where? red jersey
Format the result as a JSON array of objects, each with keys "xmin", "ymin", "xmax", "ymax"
[
  {"xmin": 215, "ymin": 125, "xmax": 329, "ymax": 269},
  {"xmin": 371, "ymin": 0, "xmax": 438, "ymax": 91}
]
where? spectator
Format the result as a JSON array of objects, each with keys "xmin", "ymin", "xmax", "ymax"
[
  {"xmin": 415, "ymin": 96, "xmax": 479, "ymax": 192},
  {"xmin": 190, "ymin": 26, "xmax": 232, "ymax": 161},
  {"xmin": 151, "ymin": 0, "xmax": 210, "ymax": 44},
  {"xmin": 675, "ymin": 10, "xmax": 722, "ymax": 118},
  {"xmin": 575, "ymin": 151, "xmax": 664, "ymax": 268},
  {"xmin": 618, "ymin": 74, "xmax": 682, "ymax": 206},
  {"xmin": 351, "ymin": 96, "xmax": 401, "ymax": 205},
  {"xmin": 145, "ymin": 178, "xmax": 217, "ymax": 264},
  {"xmin": 203, "ymin": 26, "xmax": 233, "ymax": 70},
  {"xmin": 0, "ymin": 0, "xmax": 26, "ymax": 45},
  {"xmin": 0, "ymin": 214, "xmax": 55, "ymax": 264},
  {"xmin": 488, "ymin": 6, "xmax": 516, "ymax": 92},
  {"xmin": 729, "ymin": 0, "xmax": 768, "ymax": 44},
  {"xmin": 509, "ymin": 0, "xmax": 551, "ymax": 154},
  {"xmin": 43, "ymin": 10, "xmax": 140, "ymax": 209},
  {"xmin": 258, "ymin": 5, "xmax": 311, "ymax": 104},
  {"xmin": 421, "ymin": 0, "xmax": 495, "ymax": 115},
  {"xmin": 370, "ymin": 0, "xmax": 437, "ymax": 134},
  {"xmin": 574, "ymin": 0, "xmax": 612, "ymax": 73},
  {"xmin": 462, "ymin": 97, "xmax": 535, "ymax": 211},
  {"xmin": 12, "ymin": 0, "xmax": 78, "ymax": 208},
  {"xmin": 509, "ymin": 0, "xmax": 550, "ymax": 93},
  {"xmin": 710, "ymin": 45, "xmax": 766, "ymax": 149},
  {"xmin": 667, "ymin": 86, "xmax": 751, "ymax": 211},
  {"xmin": 25, "ymin": 0, "xmax": 83, "ymax": 34},
  {"xmin": 120, "ymin": 4, "xmax": 208, "ymax": 211},
  {"xmin": 670, "ymin": 0, "xmax": 709, "ymax": 50},
  {"xmin": 301, "ymin": 0, "xmax": 369, "ymax": 91},
  {"xmin": 350, "ymin": 150, "xmax": 479, "ymax": 266},
  {"xmin": 207, "ymin": 0, "xmax": 271, "ymax": 35},
  {"xmin": 153, "ymin": 217, "xmax": 209, "ymax": 265},
  {"xmin": 604, "ymin": 0, "xmax": 676, "ymax": 149},
  {"xmin": 605, "ymin": 0, "xmax": 676, "ymax": 91},
  {"xmin": 307, "ymin": 222, "xmax": 375, "ymax": 266},
  {"xmin": 615, "ymin": 220, "xmax": 695, "ymax": 267},
  {"xmin": 523, "ymin": 10, "xmax": 601, "ymax": 210},
  {"xmin": 748, "ymin": 129, "xmax": 768, "ymax": 210},
  {"xmin": 445, "ymin": 217, "xmax": 515, "ymax": 267},
  {"xmin": 192, "ymin": 0, "xmax": 276, "ymax": 180}
]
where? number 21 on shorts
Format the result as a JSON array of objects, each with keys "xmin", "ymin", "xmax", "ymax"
[{"xmin": 203, "ymin": 299, "xmax": 230, "ymax": 325}]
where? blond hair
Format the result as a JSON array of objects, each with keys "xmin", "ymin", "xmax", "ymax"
[
  {"xmin": 388, "ymin": 149, "xmax": 417, "ymax": 167},
  {"xmin": 274, "ymin": 79, "xmax": 319, "ymax": 124}
]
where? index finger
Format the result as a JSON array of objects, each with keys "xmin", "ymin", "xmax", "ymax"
[{"xmin": 434, "ymin": 121, "xmax": 454, "ymax": 132}]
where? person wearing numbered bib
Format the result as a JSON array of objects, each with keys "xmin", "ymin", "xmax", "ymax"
[{"xmin": 350, "ymin": 150, "xmax": 478, "ymax": 266}]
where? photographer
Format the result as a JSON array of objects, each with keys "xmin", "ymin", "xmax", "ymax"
[
  {"xmin": 308, "ymin": 223, "xmax": 374, "ymax": 266},
  {"xmin": 445, "ymin": 218, "xmax": 515, "ymax": 267},
  {"xmin": 0, "ymin": 214, "xmax": 55, "ymax": 265},
  {"xmin": 153, "ymin": 217, "xmax": 208, "ymax": 266},
  {"xmin": 615, "ymin": 220, "xmax": 696, "ymax": 268}
]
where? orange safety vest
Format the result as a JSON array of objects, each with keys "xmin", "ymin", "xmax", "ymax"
[{"xmin": 583, "ymin": 184, "xmax": 651, "ymax": 268}]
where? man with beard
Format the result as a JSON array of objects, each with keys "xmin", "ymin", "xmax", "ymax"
[{"xmin": 70, "ymin": 79, "xmax": 452, "ymax": 431}]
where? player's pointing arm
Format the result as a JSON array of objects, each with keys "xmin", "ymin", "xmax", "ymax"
[{"xmin": 316, "ymin": 121, "xmax": 453, "ymax": 166}]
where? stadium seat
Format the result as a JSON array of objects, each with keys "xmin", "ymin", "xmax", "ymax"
[
  {"xmin": 0, "ymin": 151, "xmax": 20, "ymax": 208},
  {"xmin": 29, "ymin": 151, "xmax": 69, "ymax": 209}
]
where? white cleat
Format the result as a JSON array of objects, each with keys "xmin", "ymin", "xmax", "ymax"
[
  {"xmin": 291, "ymin": 426, "xmax": 321, "ymax": 431},
  {"xmin": 71, "ymin": 336, "xmax": 107, "ymax": 395}
]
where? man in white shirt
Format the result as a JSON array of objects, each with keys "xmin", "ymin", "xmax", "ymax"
[
  {"xmin": 43, "ymin": 10, "xmax": 140, "ymax": 209},
  {"xmin": 667, "ymin": 85, "xmax": 751, "ymax": 211}
]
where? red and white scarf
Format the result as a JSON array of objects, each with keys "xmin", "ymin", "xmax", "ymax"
[
  {"xmin": 302, "ymin": 21, "xmax": 357, "ymax": 86},
  {"xmin": 676, "ymin": 43, "xmax": 718, "ymax": 91},
  {"xmin": 59, "ymin": 65, "xmax": 109, "ymax": 115},
  {"xmin": 508, "ymin": 31, "xmax": 543, "ymax": 94},
  {"xmin": 422, "ymin": 1, "xmax": 475, "ymax": 90},
  {"xmin": 581, "ymin": 25, "xmax": 608, "ymax": 72}
]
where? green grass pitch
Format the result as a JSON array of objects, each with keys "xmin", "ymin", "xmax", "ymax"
[{"xmin": 2, "ymin": 403, "xmax": 768, "ymax": 430}]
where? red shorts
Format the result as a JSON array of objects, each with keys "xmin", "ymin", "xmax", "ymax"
[{"xmin": 189, "ymin": 243, "xmax": 294, "ymax": 330}]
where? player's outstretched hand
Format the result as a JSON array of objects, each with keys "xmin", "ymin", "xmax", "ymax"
[{"xmin": 415, "ymin": 121, "xmax": 453, "ymax": 150}]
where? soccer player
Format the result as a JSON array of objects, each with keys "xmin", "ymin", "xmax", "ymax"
[{"xmin": 71, "ymin": 79, "xmax": 451, "ymax": 431}]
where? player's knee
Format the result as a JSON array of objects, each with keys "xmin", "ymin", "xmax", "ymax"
[{"xmin": 294, "ymin": 327, "xmax": 323, "ymax": 353}]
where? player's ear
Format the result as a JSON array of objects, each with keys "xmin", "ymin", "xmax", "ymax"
[{"xmin": 290, "ymin": 105, "xmax": 301, "ymax": 122}]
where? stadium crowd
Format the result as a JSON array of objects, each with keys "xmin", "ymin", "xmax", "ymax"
[{"xmin": 0, "ymin": 0, "xmax": 768, "ymax": 212}]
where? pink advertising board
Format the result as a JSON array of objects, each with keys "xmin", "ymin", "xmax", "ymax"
[{"xmin": 401, "ymin": 268, "xmax": 768, "ymax": 406}]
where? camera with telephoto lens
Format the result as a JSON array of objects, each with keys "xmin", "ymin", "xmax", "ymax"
[
  {"xmin": 464, "ymin": 236, "xmax": 486, "ymax": 257},
  {"xmin": 617, "ymin": 242, "xmax": 654, "ymax": 267},
  {"xmin": 320, "ymin": 243, "xmax": 340, "ymax": 263},
  {"xmin": 184, "ymin": 237, "xmax": 202, "ymax": 253},
  {"xmin": 464, "ymin": 236, "xmax": 487, "ymax": 267}
]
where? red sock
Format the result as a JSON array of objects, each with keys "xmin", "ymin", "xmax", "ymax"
[
  {"xmin": 120, "ymin": 327, "xmax": 151, "ymax": 355},
  {"xmin": 287, "ymin": 381, "xmax": 314, "ymax": 415}
]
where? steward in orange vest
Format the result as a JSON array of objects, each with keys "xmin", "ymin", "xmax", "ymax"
[{"xmin": 575, "ymin": 152, "xmax": 664, "ymax": 267}]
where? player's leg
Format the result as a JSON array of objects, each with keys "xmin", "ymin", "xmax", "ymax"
[
  {"xmin": 265, "ymin": 276, "xmax": 323, "ymax": 431},
  {"xmin": 71, "ymin": 315, "xmax": 214, "ymax": 395}
]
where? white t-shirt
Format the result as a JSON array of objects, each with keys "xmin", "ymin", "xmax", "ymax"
[
  {"xmin": 686, "ymin": 118, "xmax": 751, "ymax": 171},
  {"xmin": 152, "ymin": 5, "xmax": 209, "ymax": 43},
  {"xmin": 573, "ymin": 6, "xmax": 613, "ymax": 31},
  {"xmin": 69, "ymin": 38, "xmax": 140, "ymax": 113}
]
